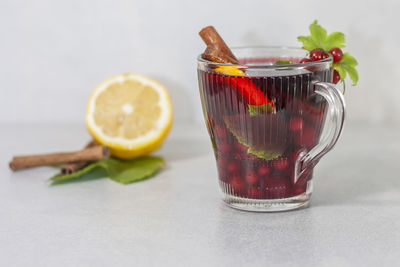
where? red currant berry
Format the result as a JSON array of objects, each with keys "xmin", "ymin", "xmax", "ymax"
[
  {"xmin": 245, "ymin": 172, "xmax": 259, "ymax": 185},
  {"xmin": 257, "ymin": 165, "xmax": 271, "ymax": 176},
  {"xmin": 289, "ymin": 117, "xmax": 304, "ymax": 132},
  {"xmin": 300, "ymin": 58, "xmax": 312, "ymax": 63},
  {"xmin": 332, "ymin": 69, "xmax": 341, "ymax": 84},
  {"xmin": 329, "ymin": 47, "xmax": 343, "ymax": 63},
  {"xmin": 310, "ymin": 49, "xmax": 328, "ymax": 61}
]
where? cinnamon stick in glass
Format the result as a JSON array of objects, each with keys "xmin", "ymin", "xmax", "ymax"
[
  {"xmin": 9, "ymin": 145, "xmax": 110, "ymax": 171},
  {"xmin": 199, "ymin": 26, "xmax": 239, "ymax": 64}
]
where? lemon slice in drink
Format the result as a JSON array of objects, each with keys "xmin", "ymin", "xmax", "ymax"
[{"xmin": 86, "ymin": 73, "xmax": 173, "ymax": 159}]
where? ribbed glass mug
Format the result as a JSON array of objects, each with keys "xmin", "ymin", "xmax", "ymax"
[{"xmin": 197, "ymin": 47, "xmax": 345, "ymax": 212}]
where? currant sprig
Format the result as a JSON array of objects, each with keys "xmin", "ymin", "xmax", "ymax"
[{"xmin": 297, "ymin": 20, "xmax": 359, "ymax": 87}]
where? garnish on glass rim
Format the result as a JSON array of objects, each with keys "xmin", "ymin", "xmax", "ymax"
[{"xmin": 297, "ymin": 20, "xmax": 359, "ymax": 87}]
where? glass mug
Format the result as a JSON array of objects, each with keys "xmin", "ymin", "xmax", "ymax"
[{"xmin": 197, "ymin": 47, "xmax": 345, "ymax": 212}]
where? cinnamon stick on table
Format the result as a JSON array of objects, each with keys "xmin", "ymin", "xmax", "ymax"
[
  {"xmin": 9, "ymin": 145, "xmax": 110, "ymax": 171},
  {"xmin": 60, "ymin": 140, "xmax": 97, "ymax": 175},
  {"xmin": 199, "ymin": 26, "xmax": 239, "ymax": 64}
]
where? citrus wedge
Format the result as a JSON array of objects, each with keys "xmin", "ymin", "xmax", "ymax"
[{"xmin": 86, "ymin": 73, "xmax": 172, "ymax": 159}]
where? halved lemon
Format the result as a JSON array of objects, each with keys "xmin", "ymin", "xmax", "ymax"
[{"xmin": 86, "ymin": 73, "xmax": 173, "ymax": 159}]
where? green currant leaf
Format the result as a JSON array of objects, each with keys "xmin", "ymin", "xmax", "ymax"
[
  {"xmin": 342, "ymin": 64, "xmax": 359, "ymax": 85},
  {"xmin": 324, "ymin": 32, "xmax": 346, "ymax": 50},
  {"xmin": 333, "ymin": 63, "xmax": 347, "ymax": 81},
  {"xmin": 341, "ymin": 52, "xmax": 358, "ymax": 66},
  {"xmin": 297, "ymin": 36, "xmax": 319, "ymax": 51},
  {"xmin": 309, "ymin": 20, "xmax": 327, "ymax": 47}
]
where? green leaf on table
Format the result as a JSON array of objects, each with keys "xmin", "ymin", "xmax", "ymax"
[
  {"xmin": 49, "ymin": 156, "xmax": 165, "ymax": 185},
  {"xmin": 50, "ymin": 160, "xmax": 108, "ymax": 182},
  {"xmin": 107, "ymin": 156, "xmax": 165, "ymax": 184}
]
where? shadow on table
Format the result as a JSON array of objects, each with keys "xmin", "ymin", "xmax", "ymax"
[{"xmin": 311, "ymin": 151, "xmax": 400, "ymax": 207}]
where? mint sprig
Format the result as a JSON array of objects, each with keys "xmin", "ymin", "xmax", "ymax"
[
  {"xmin": 50, "ymin": 156, "xmax": 165, "ymax": 184},
  {"xmin": 297, "ymin": 20, "xmax": 358, "ymax": 86}
]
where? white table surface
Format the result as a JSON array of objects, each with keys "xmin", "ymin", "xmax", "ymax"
[{"xmin": 1, "ymin": 122, "xmax": 400, "ymax": 266}]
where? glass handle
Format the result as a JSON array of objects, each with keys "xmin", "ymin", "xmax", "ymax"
[{"xmin": 294, "ymin": 81, "xmax": 346, "ymax": 183}]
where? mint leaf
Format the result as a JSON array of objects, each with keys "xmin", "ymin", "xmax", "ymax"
[
  {"xmin": 309, "ymin": 20, "xmax": 327, "ymax": 47},
  {"xmin": 223, "ymin": 113, "xmax": 286, "ymax": 160},
  {"xmin": 297, "ymin": 36, "xmax": 319, "ymax": 51},
  {"xmin": 49, "ymin": 156, "xmax": 165, "ymax": 184},
  {"xmin": 248, "ymin": 148, "xmax": 281, "ymax": 161},
  {"xmin": 248, "ymin": 103, "xmax": 273, "ymax": 116},
  {"xmin": 107, "ymin": 157, "xmax": 165, "ymax": 184},
  {"xmin": 275, "ymin": 60, "xmax": 293, "ymax": 65},
  {"xmin": 50, "ymin": 160, "xmax": 108, "ymax": 182},
  {"xmin": 324, "ymin": 32, "xmax": 346, "ymax": 50}
]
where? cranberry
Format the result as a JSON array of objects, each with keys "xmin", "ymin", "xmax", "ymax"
[
  {"xmin": 247, "ymin": 186, "xmax": 261, "ymax": 199},
  {"xmin": 310, "ymin": 49, "xmax": 328, "ymax": 61},
  {"xmin": 329, "ymin": 47, "xmax": 343, "ymax": 63},
  {"xmin": 289, "ymin": 117, "xmax": 304, "ymax": 132},
  {"xmin": 227, "ymin": 161, "xmax": 240, "ymax": 173},
  {"xmin": 300, "ymin": 58, "xmax": 312, "ymax": 63},
  {"xmin": 233, "ymin": 152, "xmax": 244, "ymax": 160},
  {"xmin": 245, "ymin": 171, "xmax": 259, "ymax": 185},
  {"xmin": 290, "ymin": 150, "xmax": 303, "ymax": 164},
  {"xmin": 292, "ymin": 176, "xmax": 309, "ymax": 195},
  {"xmin": 214, "ymin": 125, "xmax": 227, "ymax": 139},
  {"xmin": 293, "ymin": 124, "xmax": 318, "ymax": 149},
  {"xmin": 263, "ymin": 174, "xmax": 291, "ymax": 199},
  {"xmin": 257, "ymin": 165, "xmax": 271, "ymax": 176},
  {"xmin": 332, "ymin": 69, "xmax": 341, "ymax": 84},
  {"xmin": 234, "ymin": 142, "xmax": 248, "ymax": 153},
  {"xmin": 230, "ymin": 175, "xmax": 245, "ymax": 194},
  {"xmin": 272, "ymin": 157, "xmax": 290, "ymax": 172},
  {"xmin": 218, "ymin": 142, "xmax": 232, "ymax": 154}
]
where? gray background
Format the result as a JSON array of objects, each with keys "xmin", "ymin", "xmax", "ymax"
[{"xmin": 1, "ymin": 0, "xmax": 399, "ymax": 125}]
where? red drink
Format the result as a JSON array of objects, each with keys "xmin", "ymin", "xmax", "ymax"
[{"xmin": 199, "ymin": 57, "xmax": 331, "ymax": 200}]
